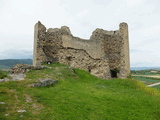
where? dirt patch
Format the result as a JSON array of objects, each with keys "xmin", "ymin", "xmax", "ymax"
[
  {"xmin": 24, "ymin": 94, "xmax": 44, "ymax": 114},
  {"xmin": 24, "ymin": 94, "xmax": 32, "ymax": 103}
]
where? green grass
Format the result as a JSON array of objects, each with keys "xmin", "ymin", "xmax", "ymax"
[
  {"xmin": 153, "ymin": 85, "xmax": 160, "ymax": 90},
  {"xmin": 0, "ymin": 70, "xmax": 10, "ymax": 79},
  {"xmin": 0, "ymin": 63, "xmax": 160, "ymax": 120}
]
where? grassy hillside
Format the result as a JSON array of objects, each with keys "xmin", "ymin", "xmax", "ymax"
[
  {"xmin": 0, "ymin": 63, "xmax": 160, "ymax": 120},
  {"xmin": 0, "ymin": 70, "xmax": 10, "ymax": 79},
  {"xmin": 0, "ymin": 59, "xmax": 32, "ymax": 69}
]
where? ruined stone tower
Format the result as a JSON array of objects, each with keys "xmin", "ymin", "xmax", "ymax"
[{"xmin": 33, "ymin": 21, "xmax": 130, "ymax": 79}]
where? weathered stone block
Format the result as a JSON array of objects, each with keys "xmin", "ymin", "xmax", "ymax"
[{"xmin": 30, "ymin": 78, "xmax": 58, "ymax": 87}]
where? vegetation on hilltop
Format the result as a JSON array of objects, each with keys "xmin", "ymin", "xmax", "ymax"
[
  {"xmin": 131, "ymin": 69, "xmax": 160, "ymax": 85},
  {"xmin": 132, "ymin": 76, "xmax": 160, "ymax": 85},
  {"xmin": 0, "ymin": 59, "xmax": 32, "ymax": 69},
  {"xmin": 0, "ymin": 70, "xmax": 9, "ymax": 79},
  {"xmin": 0, "ymin": 63, "xmax": 160, "ymax": 119},
  {"xmin": 131, "ymin": 69, "xmax": 160, "ymax": 75}
]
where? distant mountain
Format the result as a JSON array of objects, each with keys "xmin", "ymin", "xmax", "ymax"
[
  {"xmin": 1, "ymin": 59, "xmax": 159, "ymax": 71},
  {"xmin": 131, "ymin": 67, "xmax": 160, "ymax": 71},
  {"xmin": 0, "ymin": 59, "xmax": 32, "ymax": 69}
]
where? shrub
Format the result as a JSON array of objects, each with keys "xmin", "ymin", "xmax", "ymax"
[{"xmin": 0, "ymin": 72, "xmax": 7, "ymax": 79}]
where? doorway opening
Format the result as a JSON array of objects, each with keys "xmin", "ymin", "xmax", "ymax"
[
  {"xmin": 88, "ymin": 69, "xmax": 91, "ymax": 73},
  {"xmin": 110, "ymin": 70, "xmax": 117, "ymax": 78},
  {"xmin": 47, "ymin": 61, "xmax": 52, "ymax": 65}
]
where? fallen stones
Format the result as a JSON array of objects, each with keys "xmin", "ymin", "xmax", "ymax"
[
  {"xmin": 0, "ymin": 74, "xmax": 26, "ymax": 83},
  {"xmin": 10, "ymin": 64, "xmax": 33, "ymax": 74},
  {"xmin": 0, "ymin": 79, "xmax": 4, "ymax": 83},
  {"xmin": 69, "ymin": 67, "xmax": 75, "ymax": 74},
  {"xmin": 10, "ymin": 64, "xmax": 49, "ymax": 74},
  {"xmin": 17, "ymin": 110, "xmax": 26, "ymax": 113},
  {"xmin": 0, "ymin": 64, "xmax": 52, "ymax": 83},
  {"xmin": 4, "ymin": 113, "xmax": 9, "ymax": 116},
  {"xmin": 0, "ymin": 102, "xmax": 5, "ymax": 104},
  {"xmin": 9, "ymin": 74, "xmax": 26, "ymax": 81},
  {"xmin": 29, "ymin": 78, "xmax": 58, "ymax": 87}
]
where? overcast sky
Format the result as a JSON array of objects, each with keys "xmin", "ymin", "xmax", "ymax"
[{"xmin": 0, "ymin": 0, "xmax": 160, "ymax": 67}]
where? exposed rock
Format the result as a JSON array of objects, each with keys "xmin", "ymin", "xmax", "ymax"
[
  {"xmin": 0, "ymin": 64, "xmax": 52, "ymax": 83},
  {"xmin": 9, "ymin": 74, "xmax": 26, "ymax": 81},
  {"xmin": 0, "ymin": 74, "xmax": 26, "ymax": 83},
  {"xmin": 0, "ymin": 102, "xmax": 5, "ymax": 104},
  {"xmin": 10, "ymin": 64, "xmax": 49, "ymax": 74},
  {"xmin": 24, "ymin": 94, "xmax": 32, "ymax": 103},
  {"xmin": 19, "ymin": 115, "xmax": 24, "ymax": 118},
  {"xmin": 4, "ymin": 113, "xmax": 9, "ymax": 116},
  {"xmin": 69, "ymin": 67, "xmax": 75, "ymax": 74},
  {"xmin": 17, "ymin": 110, "xmax": 26, "ymax": 113},
  {"xmin": 0, "ymin": 79, "xmax": 4, "ymax": 83},
  {"xmin": 29, "ymin": 78, "xmax": 58, "ymax": 87},
  {"xmin": 10, "ymin": 64, "xmax": 33, "ymax": 74}
]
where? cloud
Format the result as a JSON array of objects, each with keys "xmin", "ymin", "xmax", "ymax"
[
  {"xmin": 130, "ymin": 47, "xmax": 160, "ymax": 67},
  {"xmin": 137, "ymin": 25, "xmax": 160, "ymax": 39},
  {"xmin": 130, "ymin": 49, "xmax": 141, "ymax": 53},
  {"xmin": 125, "ymin": 0, "xmax": 144, "ymax": 7},
  {"xmin": 0, "ymin": 48, "xmax": 32, "ymax": 59},
  {"xmin": 76, "ymin": 9, "xmax": 89, "ymax": 19},
  {"xmin": 0, "ymin": 0, "xmax": 160, "ymax": 67},
  {"xmin": 91, "ymin": 0, "xmax": 112, "ymax": 6}
]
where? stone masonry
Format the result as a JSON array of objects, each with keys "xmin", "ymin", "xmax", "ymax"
[{"xmin": 33, "ymin": 21, "xmax": 130, "ymax": 79}]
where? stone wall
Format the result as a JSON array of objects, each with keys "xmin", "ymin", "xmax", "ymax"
[
  {"xmin": 44, "ymin": 47, "xmax": 110, "ymax": 79},
  {"xmin": 62, "ymin": 36, "xmax": 102, "ymax": 59},
  {"xmin": 33, "ymin": 21, "xmax": 130, "ymax": 79},
  {"xmin": 33, "ymin": 21, "xmax": 47, "ymax": 66}
]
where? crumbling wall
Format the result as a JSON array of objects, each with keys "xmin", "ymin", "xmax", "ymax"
[
  {"xmin": 44, "ymin": 46, "xmax": 110, "ymax": 79},
  {"xmin": 103, "ymin": 33, "xmax": 122, "ymax": 73},
  {"xmin": 59, "ymin": 48, "xmax": 110, "ymax": 79},
  {"xmin": 62, "ymin": 36, "xmax": 102, "ymax": 59},
  {"xmin": 33, "ymin": 21, "xmax": 47, "ymax": 66},
  {"xmin": 33, "ymin": 21, "xmax": 130, "ymax": 79},
  {"xmin": 119, "ymin": 23, "xmax": 130, "ymax": 78}
]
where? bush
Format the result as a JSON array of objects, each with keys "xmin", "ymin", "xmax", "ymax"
[{"xmin": 0, "ymin": 72, "xmax": 7, "ymax": 79}]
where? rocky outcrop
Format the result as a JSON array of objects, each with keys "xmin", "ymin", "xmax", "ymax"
[
  {"xmin": 10, "ymin": 64, "xmax": 48, "ymax": 74},
  {"xmin": 29, "ymin": 78, "xmax": 58, "ymax": 87},
  {"xmin": 11, "ymin": 64, "xmax": 33, "ymax": 74},
  {"xmin": 0, "ymin": 74, "xmax": 26, "ymax": 83}
]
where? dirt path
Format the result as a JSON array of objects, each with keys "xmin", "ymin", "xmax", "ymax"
[{"xmin": 147, "ymin": 82, "xmax": 160, "ymax": 87}]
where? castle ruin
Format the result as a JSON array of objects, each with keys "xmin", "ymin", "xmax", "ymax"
[{"xmin": 33, "ymin": 21, "xmax": 130, "ymax": 79}]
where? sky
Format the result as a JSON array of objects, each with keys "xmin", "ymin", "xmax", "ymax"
[{"xmin": 0, "ymin": 0, "xmax": 160, "ymax": 67}]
